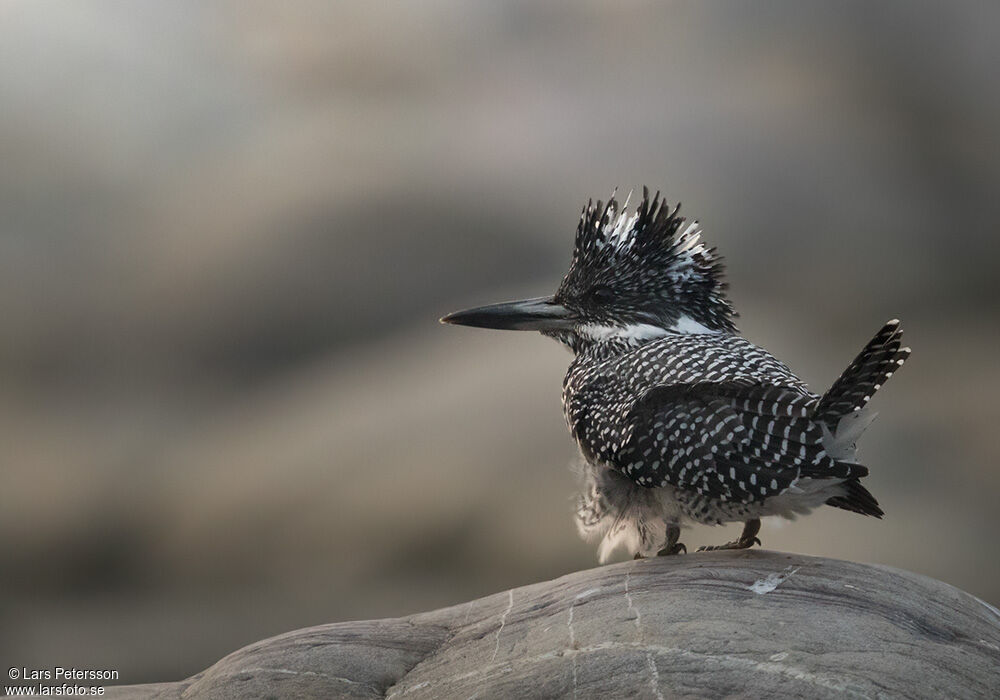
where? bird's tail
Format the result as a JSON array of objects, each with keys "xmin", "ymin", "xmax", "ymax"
[
  {"xmin": 824, "ymin": 478, "xmax": 882, "ymax": 518},
  {"xmin": 816, "ymin": 319, "xmax": 910, "ymax": 424},
  {"xmin": 816, "ymin": 320, "xmax": 910, "ymax": 518}
]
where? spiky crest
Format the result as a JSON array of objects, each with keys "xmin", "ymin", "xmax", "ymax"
[{"xmin": 554, "ymin": 187, "xmax": 737, "ymax": 347}]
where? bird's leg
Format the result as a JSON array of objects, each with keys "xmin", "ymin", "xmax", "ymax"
[
  {"xmin": 657, "ymin": 523, "xmax": 686, "ymax": 556},
  {"xmin": 697, "ymin": 518, "xmax": 762, "ymax": 552},
  {"xmin": 634, "ymin": 524, "xmax": 687, "ymax": 559}
]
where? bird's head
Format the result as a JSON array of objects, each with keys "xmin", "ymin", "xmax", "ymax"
[{"xmin": 442, "ymin": 188, "xmax": 737, "ymax": 353}]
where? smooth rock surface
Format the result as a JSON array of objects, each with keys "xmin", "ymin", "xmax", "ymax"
[{"xmin": 106, "ymin": 551, "xmax": 1000, "ymax": 699}]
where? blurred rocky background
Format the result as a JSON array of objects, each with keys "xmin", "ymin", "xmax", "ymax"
[{"xmin": 2, "ymin": 0, "xmax": 998, "ymax": 685}]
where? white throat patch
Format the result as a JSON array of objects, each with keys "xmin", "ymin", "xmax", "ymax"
[
  {"xmin": 578, "ymin": 315, "xmax": 721, "ymax": 343},
  {"xmin": 577, "ymin": 323, "xmax": 669, "ymax": 343},
  {"xmin": 669, "ymin": 315, "xmax": 719, "ymax": 334}
]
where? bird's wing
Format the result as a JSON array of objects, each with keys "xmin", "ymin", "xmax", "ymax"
[{"xmin": 613, "ymin": 381, "xmax": 863, "ymax": 502}]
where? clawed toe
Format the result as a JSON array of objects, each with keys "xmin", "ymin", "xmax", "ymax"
[
  {"xmin": 696, "ymin": 519, "xmax": 762, "ymax": 552},
  {"xmin": 696, "ymin": 538, "xmax": 759, "ymax": 552},
  {"xmin": 696, "ymin": 542, "xmax": 730, "ymax": 552},
  {"xmin": 657, "ymin": 542, "xmax": 687, "ymax": 556}
]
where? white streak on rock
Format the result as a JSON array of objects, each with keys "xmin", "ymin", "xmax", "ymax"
[
  {"xmin": 645, "ymin": 653, "xmax": 666, "ymax": 700},
  {"xmin": 625, "ymin": 568, "xmax": 640, "ymax": 630},
  {"xmin": 567, "ymin": 600, "xmax": 579, "ymax": 698},
  {"xmin": 567, "ymin": 602, "xmax": 577, "ymax": 647},
  {"xmin": 491, "ymin": 590, "xmax": 514, "ymax": 663},
  {"xmin": 417, "ymin": 642, "xmax": 865, "ymax": 698},
  {"xmin": 749, "ymin": 567, "xmax": 800, "ymax": 595},
  {"xmin": 566, "ymin": 586, "xmax": 602, "ymax": 696},
  {"xmin": 624, "ymin": 565, "xmax": 664, "ymax": 700}
]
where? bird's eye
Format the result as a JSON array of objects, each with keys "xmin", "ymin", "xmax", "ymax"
[{"xmin": 587, "ymin": 285, "xmax": 615, "ymax": 304}]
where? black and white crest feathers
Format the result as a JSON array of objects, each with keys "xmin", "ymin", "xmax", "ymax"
[{"xmin": 556, "ymin": 187, "xmax": 737, "ymax": 335}]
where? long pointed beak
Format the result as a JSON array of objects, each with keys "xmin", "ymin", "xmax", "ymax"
[{"xmin": 440, "ymin": 296, "xmax": 573, "ymax": 331}]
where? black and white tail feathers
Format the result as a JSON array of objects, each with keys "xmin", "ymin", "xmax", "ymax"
[
  {"xmin": 818, "ymin": 319, "xmax": 910, "ymax": 422},
  {"xmin": 819, "ymin": 320, "xmax": 911, "ymax": 518},
  {"xmin": 828, "ymin": 478, "xmax": 884, "ymax": 518}
]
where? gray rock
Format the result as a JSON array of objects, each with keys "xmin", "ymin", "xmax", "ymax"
[{"xmin": 107, "ymin": 551, "xmax": 1000, "ymax": 699}]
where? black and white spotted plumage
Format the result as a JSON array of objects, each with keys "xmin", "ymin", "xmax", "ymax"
[
  {"xmin": 443, "ymin": 188, "xmax": 910, "ymax": 561},
  {"xmin": 564, "ymin": 326, "xmax": 906, "ymax": 532}
]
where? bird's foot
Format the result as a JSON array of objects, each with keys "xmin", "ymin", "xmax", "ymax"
[
  {"xmin": 696, "ymin": 536, "xmax": 761, "ymax": 552},
  {"xmin": 657, "ymin": 542, "xmax": 687, "ymax": 556},
  {"xmin": 696, "ymin": 518, "xmax": 761, "ymax": 552}
]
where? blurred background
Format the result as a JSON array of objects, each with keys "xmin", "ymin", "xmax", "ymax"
[{"xmin": 2, "ymin": 0, "xmax": 999, "ymax": 686}]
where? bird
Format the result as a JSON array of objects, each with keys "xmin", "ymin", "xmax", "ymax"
[{"xmin": 441, "ymin": 188, "xmax": 909, "ymax": 560}]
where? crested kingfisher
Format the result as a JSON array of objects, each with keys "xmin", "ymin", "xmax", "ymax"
[{"xmin": 442, "ymin": 189, "xmax": 909, "ymax": 560}]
